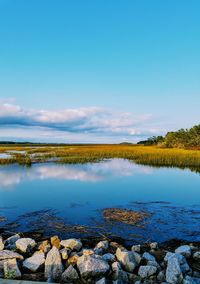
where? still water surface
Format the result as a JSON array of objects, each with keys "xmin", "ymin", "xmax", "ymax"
[{"xmin": 0, "ymin": 159, "xmax": 200, "ymax": 243}]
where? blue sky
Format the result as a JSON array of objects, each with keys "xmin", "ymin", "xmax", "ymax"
[{"xmin": 0, "ymin": 0, "xmax": 199, "ymax": 142}]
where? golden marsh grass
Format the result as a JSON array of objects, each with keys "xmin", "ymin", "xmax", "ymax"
[{"xmin": 0, "ymin": 144, "xmax": 199, "ymax": 172}]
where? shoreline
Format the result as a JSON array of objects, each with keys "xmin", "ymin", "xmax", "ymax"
[{"xmin": 0, "ymin": 232, "xmax": 200, "ymax": 283}]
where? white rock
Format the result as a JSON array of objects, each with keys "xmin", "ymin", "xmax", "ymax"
[
  {"xmin": 166, "ymin": 256, "xmax": 183, "ymax": 284},
  {"xmin": 77, "ymin": 255, "xmax": 110, "ymax": 279},
  {"xmin": 131, "ymin": 245, "xmax": 141, "ymax": 253},
  {"xmin": 5, "ymin": 234, "xmax": 20, "ymax": 250},
  {"xmin": 111, "ymin": 261, "xmax": 129, "ymax": 283},
  {"xmin": 142, "ymin": 252, "xmax": 156, "ymax": 262},
  {"xmin": 23, "ymin": 251, "xmax": 45, "ymax": 272},
  {"xmin": 0, "ymin": 250, "xmax": 23, "ymax": 260},
  {"xmin": 96, "ymin": 241, "xmax": 109, "ymax": 251},
  {"xmin": 3, "ymin": 258, "xmax": 21, "ymax": 279},
  {"xmin": 138, "ymin": 265, "xmax": 157, "ymax": 278},
  {"xmin": 60, "ymin": 238, "xmax": 82, "ymax": 251},
  {"xmin": 0, "ymin": 236, "xmax": 4, "ymax": 251},
  {"xmin": 16, "ymin": 238, "xmax": 36, "ymax": 253},
  {"xmin": 45, "ymin": 246, "xmax": 64, "ymax": 282},
  {"xmin": 175, "ymin": 245, "xmax": 192, "ymax": 258},
  {"xmin": 165, "ymin": 252, "xmax": 190, "ymax": 274},
  {"xmin": 164, "ymin": 252, "xmax": 185, "ymax": 264},
  {"xmin": 62, "ymin": 265, "xmax": 79, "ymax": 282},
  {"xmin": 150, "ymin": 242, "xmax": 158, "ymax": 250},
  {"xmin": 116, "ymin": 248, "xmax": 138, "ymax": 273}
]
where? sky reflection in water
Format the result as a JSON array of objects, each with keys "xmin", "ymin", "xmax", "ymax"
[{"xmin": 0, "ymin": 159, "xmax": 200, "ymax": 243}]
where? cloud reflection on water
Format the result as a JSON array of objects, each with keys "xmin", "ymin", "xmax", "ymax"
[{"xmin": 0, "ymin": 159, "xmax": 153, "ymax": 188}]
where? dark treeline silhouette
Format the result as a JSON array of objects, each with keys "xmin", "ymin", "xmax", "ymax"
[{"xmin": 138, "ymin": 124, "xmax": 200, "ymax": 148}]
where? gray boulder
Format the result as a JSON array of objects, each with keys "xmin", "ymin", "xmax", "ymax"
[
  {"xmin": 45, "ymin": 246, "xmax": 64, "ymax": 282},
  {"xmin": 77, "ymin": 255, "xmax": 110, "ymax": 279},
  {"xmin": 60, "ymin": 238, "xmax": 82, "ymax": 251},
  {"xmin": 193, "ymin": 251, "xmax": 200, "ymax": 261},
  {"xmin": 164, "ymin": 252, "xmax": 185, "ymax": 263},
  {"xmin": 116, "ymin": 248, "xmax": 139, "ymax": 272},
  {"xmin": 0, "ymin": 250, "xmax": 23, "ymax": 260},
  {"xmin": 16, "ymin": 238, "xmax": 36, "ymax": 253},
  {"xmin": 102, "ymin": 253, "xmax": 115, "ymax": 262},
  {"xmin": 111, "ymin": 261, "xmax": 129, "ymax": 283},
  {"xmin": 150, "ymin": 242, "xmax": 158, "ymax": 250},
  {"xmin": 181, "ymin": 261, "xmax": 191, "ymax": 274},
  {"xmin": 142, "ymin": 252, "xmax": 156, "ymax": 262},
  {"xmin": 23, "ymin": 251, "xmax": 45, "ymax": 272},
  {"xmin": 131, "ymin": 245, "xmax": 141, "ymax": 253},
  {"xmin": 157, "ymin": 270, "xmax": 165, "ymax": 282},
  {"xmin": 3, "ymin": 258, "xmax": 21, "ymax": 279},
  {"xmin": 183, "ymin": 276, "xmax": 200, "ymax": 284},
  {"xmin": 62, "ymin": 265, "xmax": 79, "ymax": 283},
  {"xmin": 175, "ymin": 245, "xmax": 192, "ymax": 258},
  {"xmin": 5, "ymin": 234, "xmax": 20, "ymax": 250},
  {"xmin": 165, "ymin": 252, "xmax": 190, "ymax": 274},
  {"xmin": 166, "ymin": 256, "xmax": 183, "ymax": 284},
  {"xmin": 138, "ymin": 265, "xmax": 157, "ymax": 278},
  {"xmin": 95, "ymin": 241, "xmax": 109, "ymax": 251},
  {"xmin": 147, "ymin": 260, "xmax": 161, "ymax": 270}
]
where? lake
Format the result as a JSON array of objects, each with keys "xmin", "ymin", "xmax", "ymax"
[{"xmin": 0, "ymin": 159, "xmax": 200, "ymax": 244}]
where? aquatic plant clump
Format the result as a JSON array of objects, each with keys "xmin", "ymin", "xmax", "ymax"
[{"xmin": 103, "ymin": 208, "xmax": 150, "ymax": 225}]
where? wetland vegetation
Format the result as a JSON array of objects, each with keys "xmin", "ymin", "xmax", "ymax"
[{"xmin": 0, "ymin": 144, "xmax": 199, "ymax": 173}]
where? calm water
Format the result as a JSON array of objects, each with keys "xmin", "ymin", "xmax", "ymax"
[{"xmin": 0, "ymin": 159, "xmax": 200, "ymax": 243}]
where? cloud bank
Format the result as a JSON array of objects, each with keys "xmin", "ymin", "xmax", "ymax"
[{"xmin": 0, "ymin": 102, "xmax": 165, "ymax": 142}]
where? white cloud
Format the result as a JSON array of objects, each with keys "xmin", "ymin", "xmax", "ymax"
[{"xmin": 0, "ymin": 102, "xmax": 165, "ymax": 142}]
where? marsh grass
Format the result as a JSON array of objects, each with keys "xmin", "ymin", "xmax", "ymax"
[{"xmin": 0, "ymin": 144, "xmax": 200, "ymax": 171}]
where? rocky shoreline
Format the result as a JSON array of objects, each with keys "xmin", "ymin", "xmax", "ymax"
[{"xmin": 0, "ymin": 234, "xmax": 200, "ymax": 283}]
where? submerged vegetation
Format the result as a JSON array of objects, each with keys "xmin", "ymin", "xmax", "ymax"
[
  {"xmin": 0, "ymin": 144, "xmax": 200, "ymax": 172},
  {"xmin": 103, "ymin": 208, "xmax": 150, "ymax": 225}
]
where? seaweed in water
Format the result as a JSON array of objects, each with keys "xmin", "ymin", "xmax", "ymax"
[
  {"xmin": 0, "ymin": 216, "xmax": 7, "ymax": 222},
  {"xmin": 103, "ymin": 208, "xmax": 150, "ymax": 225}
]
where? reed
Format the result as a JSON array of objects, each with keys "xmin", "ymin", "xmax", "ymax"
[{"xmin": 0, "ymin": 144, "xmax": 199, "ymax": 171}]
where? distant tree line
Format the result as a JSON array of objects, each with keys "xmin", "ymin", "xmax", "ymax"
[{"xmin": 137, "ymin": 124, "xmax": 200, "ymax": 148}]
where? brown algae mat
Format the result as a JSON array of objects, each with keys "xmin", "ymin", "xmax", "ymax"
[{"xmin": 103, "ymin": 208, "xmax": 150, "ymax": 225}]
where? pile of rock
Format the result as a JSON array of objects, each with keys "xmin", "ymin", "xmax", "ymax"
[{"xmin": 0, "ymin": 234, "xmax": 200, "ymax": 283}]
